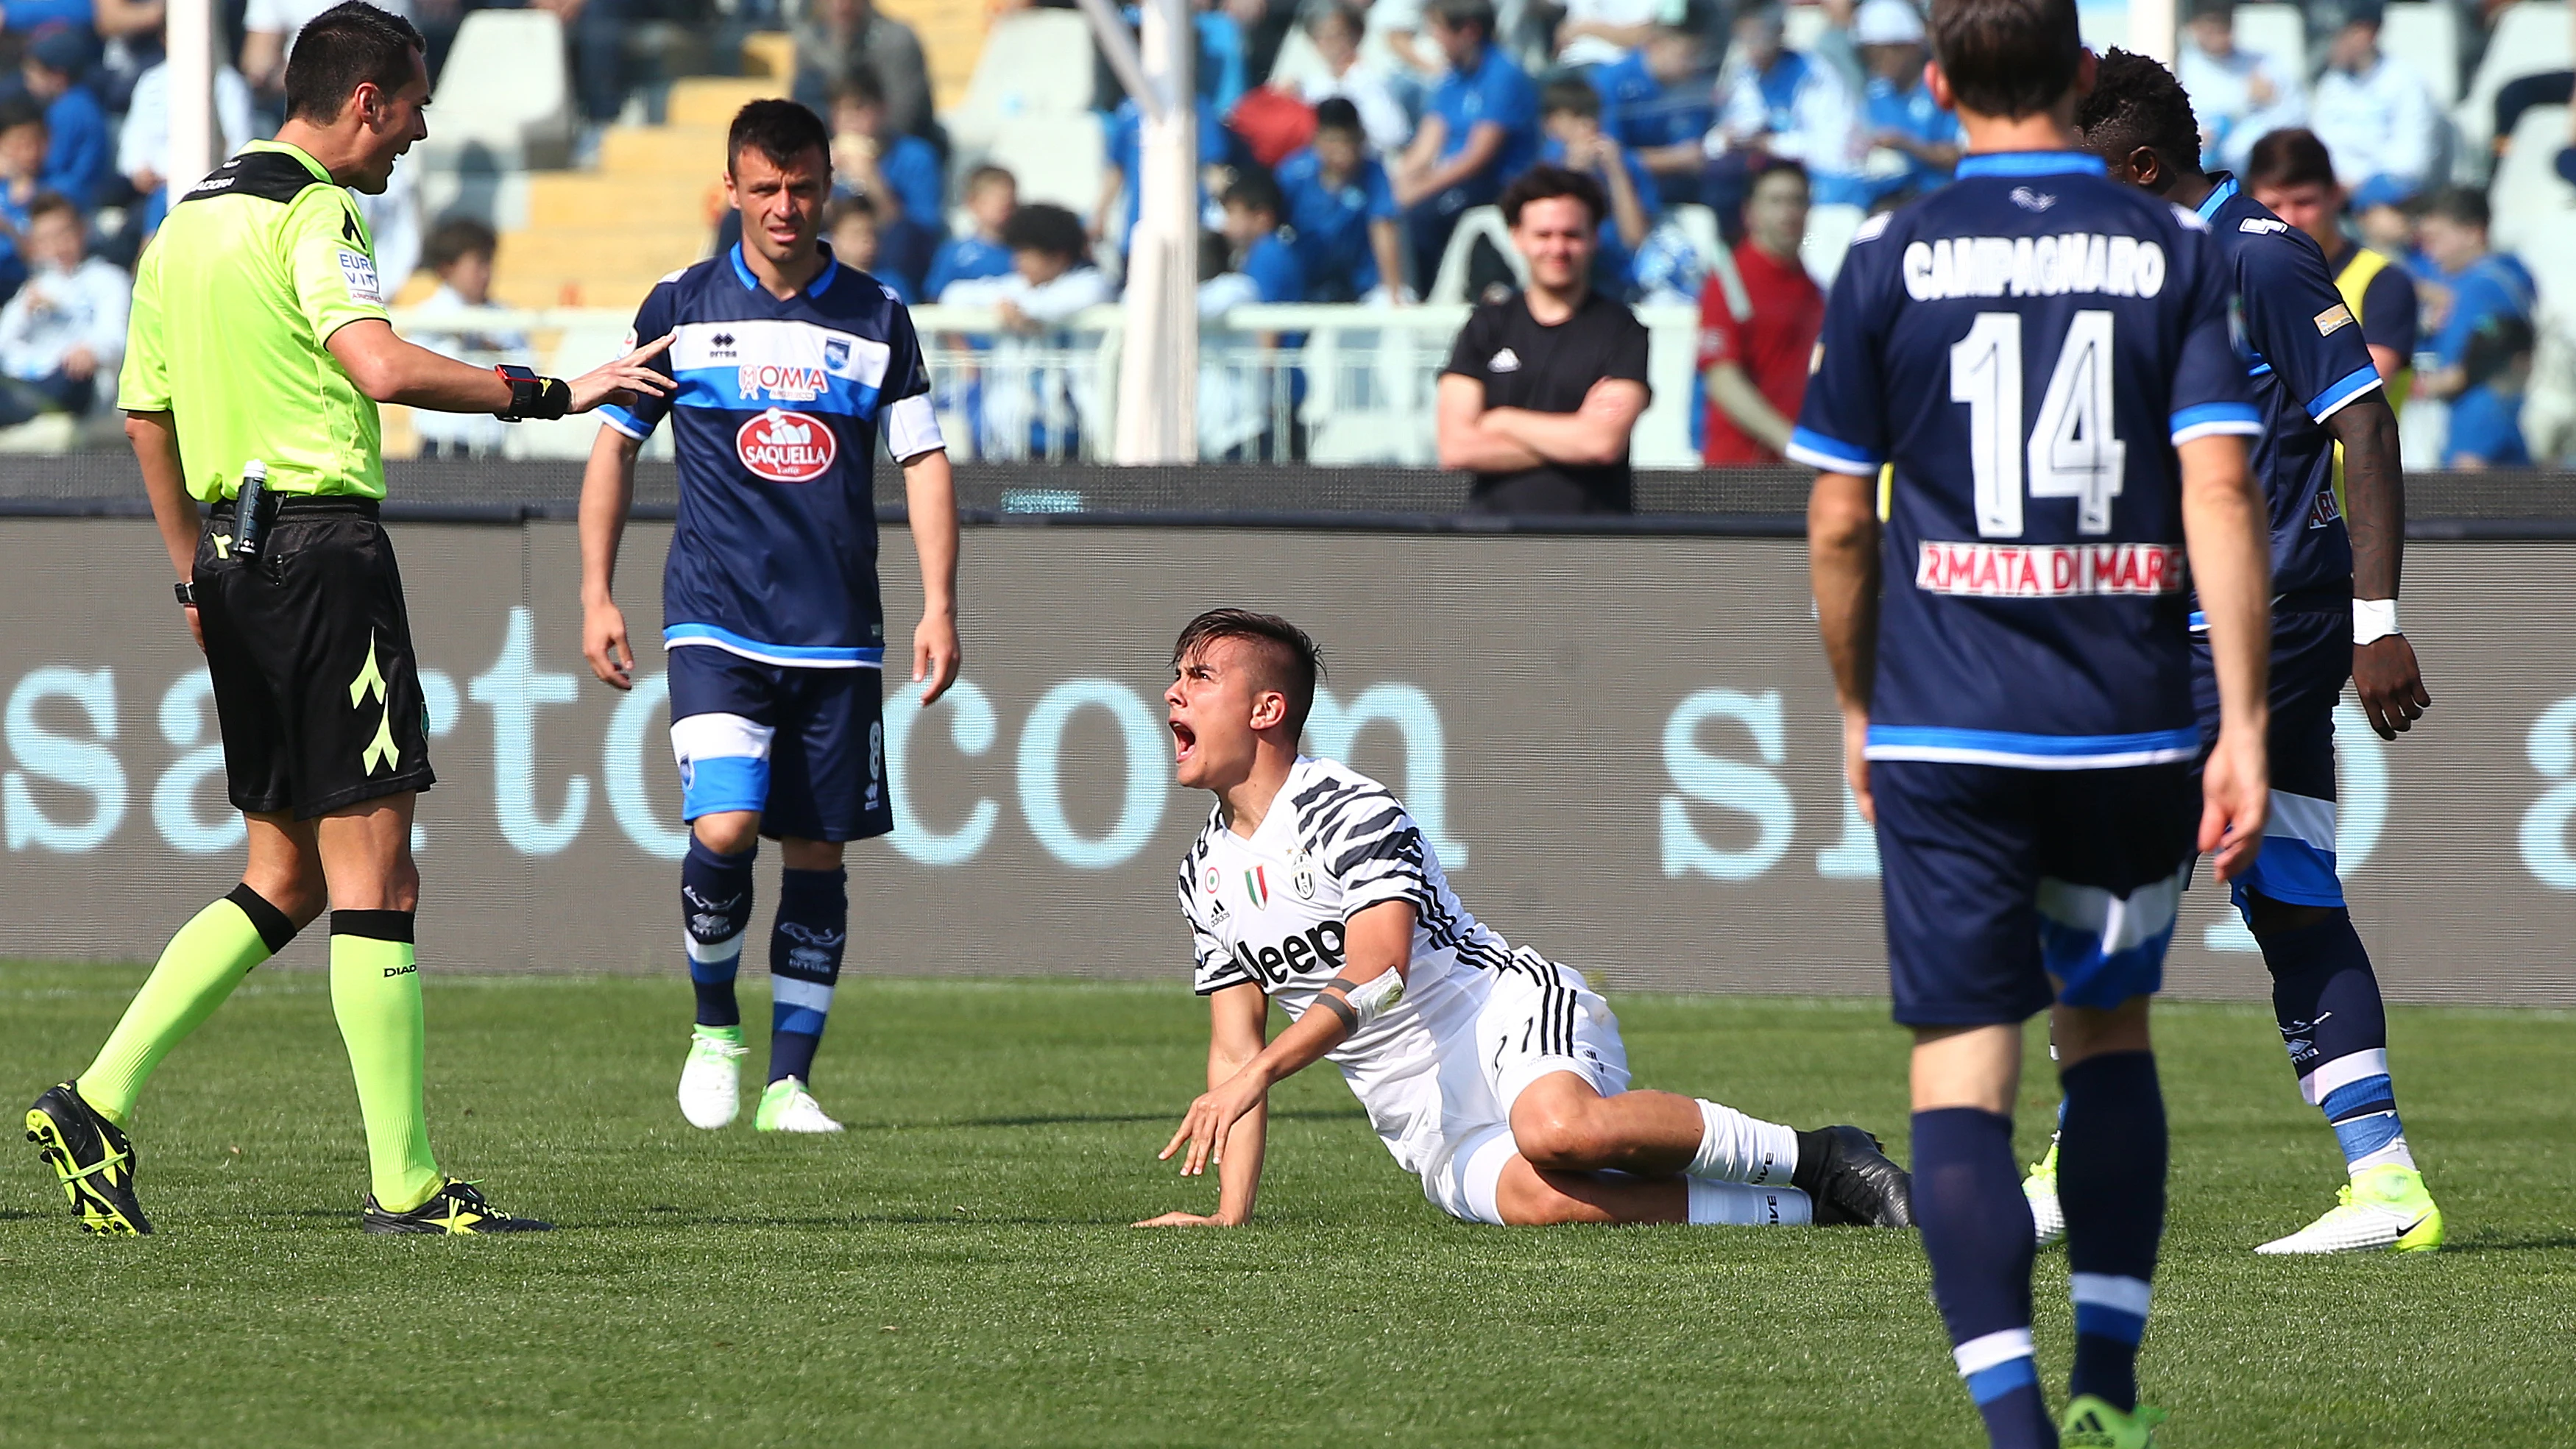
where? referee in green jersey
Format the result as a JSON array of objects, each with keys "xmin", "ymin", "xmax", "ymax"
[{"xmin": 23, "ymin": 1, "xmax": 670, "ymax": 1236}]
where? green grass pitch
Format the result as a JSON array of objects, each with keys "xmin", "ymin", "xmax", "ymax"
[{"xmin": 2, "ymin": 962, "xmax": 2569, "ymax": 1448}]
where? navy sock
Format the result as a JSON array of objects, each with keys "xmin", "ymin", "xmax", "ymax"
[
  {"xmin": 2059, "ymin": 1051, "xmax": 2165, "ymax": 1414},
  {"xmin": 1914, "ymin": 1107, "xmax": 2055, "ymax": 1449},
  {"xmin": 767, "ymin": 866, "xmax": 848, "ymax": 1086},
  {"xmin": 2260, "ymin": 909, "xmax": 2412, "ymax": 1172},
  {"xmin": 681, "ymin": 837, "xmax": 756, "ymax": 1029}
]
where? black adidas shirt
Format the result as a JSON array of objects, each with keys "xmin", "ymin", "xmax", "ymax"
[{"xmin": 1440, "ymin": 287, "xmax": 1652, "ymax": 514}]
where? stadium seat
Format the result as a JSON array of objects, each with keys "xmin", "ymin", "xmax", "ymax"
[
  {"xmin": 740, "ymin": 30, "xmax": 796, "ymax": 83},
  {"xmin": 1801, "ymin": 202, "xmax": 1866, "ymax": 286},
  {"xmin": 986, "ymin": 113, "xmax": 1108, "ymax": 213},
  {"xmin": 2383, "ymin": 1, "xmax": 2462, "ymax": 109},
  {"xmin": 2453, "ymin": 2, "xmax": 2572, "ymax": 169},
  {"xmin": 2492, "ymin": 105, "xmax": 2576, "ymax": 255},
  {"xmin": 878, "ymin": 0, "xmax": 991, "ymax": 113},
  {"xmin": 415, "ymin": 10, "xmax": 574, "ymax": 171},
  {"xmin": 1426, "ymin": 206, "xmax": 1529, "ymax": 302},
  {"xmin": 2232, "ymin": 4, "xmax": 2310, "ymax": 88},
  {"xmin": 946, "ymin": 11, "xmax": 1100, "ymax": 151}
]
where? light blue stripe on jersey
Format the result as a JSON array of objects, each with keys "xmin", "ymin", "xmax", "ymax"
[
  {"xmin": 1866, "ymin": 724, "xmax": 2201, "ymax": 768},
  {"xmin": 665, "ymin": 622, "xmax": 888, "ymax": 667},
  {"xmin": 598, "ymin": 402, "xmax": 649, "ymax": 439},
  {"xmin": 1786, "ymin": 425, "xmax": 1881, "ymax": 474},
  {"xmin": 2307, "ymin": 363, "xmax": 2385, "ymax": 421},
  {"xmin": 2171, "ymin": 402, "xmax": 2264, "ymax": 443},
  {"xmin": 2195, "ymin": 176, "xmax": 2240, "ymax": 221},
  {"xmin": 1955, "ymin": 151, "xmax": 2109, "ymax": 179},
  {"xmin": 671, "ymin": 368, "xmax": 885, "ymax": 418},
  {"xmin": 681, "ymin": 754, "xmax": 769, "ymax": 820}
]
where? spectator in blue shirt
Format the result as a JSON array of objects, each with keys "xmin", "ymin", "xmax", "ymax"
[
  {"xmin": 1537, "ymin": 77, "xmax": 1657, "ymax": 299},
  {"xmin": 2413, "ymin": 185, "xmax": 2536, "ymax": 404},
  {"xmin": 1100, "ymin": 90, "xmax": 1238, "ymax": 254},
  {"xmin": 825, "ymin": 194, "xmax": 916, "ymax": 304},
  {"xmin": 1590, "ymin": 24, "xmax": 1713, "ymax": 206},
  {"xmin": 1851, "ymin": 0, "xmax": 1957, "ymax": 209},
  {"xmin": 927, "ymin": 164, "xmax": 1019, "ymax": 301},
  {"xmin": 1221, "ymin": 169, "xmax": 1307, "ymax": 305},
  {"xmin": 21, "ymin": 29, "xmax": 109, "ymax": 210},
  {"xmin": 1195, "ymin": 0, "xmax": 1249, "ymax": 113},
  {"xmin": 2442, "ymin": 313, "xmax": 2533, "ymax": 468},
  {"xmin": 1705, "ymin": 4, "xmax": 1864, "ymax": 233},
  {"xmin": 0, "ymin": 98, "xmax": 46, "ymax": 302},
  {"xmin": 1392, "ymin": 0, "xmax": 1538, "ymax": 288},
  {"xmin": 828, "ymin": 73, "xmax": 942, "ymax": 300},
  {"xmin": 1276, "ymin": 97, "xmax": 1406, "ymax": 302},
  {"xmin": 1, "ymin": 0, "xmax": 98, "ymax": 38}
]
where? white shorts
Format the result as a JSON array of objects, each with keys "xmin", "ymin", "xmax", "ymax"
[{"xmin": 1409, "ymin": 952, "xmax": 1632, "ymax": 1225}]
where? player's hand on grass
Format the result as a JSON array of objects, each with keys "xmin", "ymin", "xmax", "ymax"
[
  {"xmin": 2352, "ymin": 635, "xmax": 2431, "ymax": 740},
  {"xmin": 583, "ymin": 600, "xmax": 634, "ymax": 690},
  {"xmin": 2201, "ymin": 727, "xmax": 2268, "ymax": 882},
  {"xmin": 913, "ymin": 611, "xmax": 960, "ymax": 705},
  {"xmin": 1839, "ymin": 705, "xmax": 1873, "ymax": 824},
  {"xmin": 566, "ymin": 333, "xmax": 677, "ymax": 414},
  {"xmin": 1130, "ymin": 1211, "xmax": 1240, "ymax": 1228},
  {"xmin": 1161, "ymin": 1071, "xmax": 1266, "ymax": 1177}
]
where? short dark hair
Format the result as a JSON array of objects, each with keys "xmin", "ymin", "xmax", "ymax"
[
  {"xmin": 283, "ymin": 1, "xmax": 426, "ymax": 124},
  {"xmin": 1428, "ymin": 0, "xmax": 1496, "ymax": 38},
  {"xmin": 2244, "ymin": 127, "xmax": 2338, "ymax": 193},
  {"xmin": 1540, "ymin": 77, "xmax": 1602, "ymax": 119},
  {"xmin": 2186, "ymin": 0, "xmax": 2233, "ymax": 21},
  {"xmin": 728, "ymin": 98, "xmax": 831, "ymax": 175},
  {"xmin": 1224, "ymin": 169, "xmax": 1284, "ymax": 219},
  {"xmin": 0, "ymin": 98, "xmax": 45, "ymax": 137},
  {"xmin": 1001, "ymin": 201, "xmax": 1087, "ymax": 259},
  {"xmin": 2462, "ymin": 313, "xmax": 2534, "ymax": 386},
  {"xmin": 1749, "ymin": 155, "xmax": 1811, "ymax": 196},
  {"xmin": 2072, "ymin": 47, "xmax": 2202, "ymax": 173},
  {"xmin": 2419, "ymin": 184, "xmax": 2489, "ymax": 230},
  {"xmin": 424, "ymin": 215, "xmax": 497, "ymax": 272},
  {"xmin": 1304, "ymin": 1, "xmax": 1365, "ymax": 38},
  {"xmin": 1172, "ymin": 609, "xmax": 1326, "ymax": 737},
  {"xmin": 1312, "ymin": 96, "xmax": 1364, "ymax": 136},
  {"xmin": 824, "ymin": 193, "xmax": 879, "ymax": 231},
  {"xmin": 24, "ymin": 191, "xmax": 80, "ymax": 229},
  {"xmin": 1501, "ymin": 163, "xmax": 1607, "ymax": 227},
  {"xmin": 832, "ymin": 71, "xmax": 886, "ymax": 113},
  {"xmin": 1930, "ymin": 0, "xmax": 2084, "ymax": 120}
]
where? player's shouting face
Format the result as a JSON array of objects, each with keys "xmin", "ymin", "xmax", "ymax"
[
  {"xmin": 728, "ymin": 142, "xmax": 832, "ymax": 272},
  {"xmin": 1167, "ymin": 637, "xmax": 1290, "ymax": 793}
]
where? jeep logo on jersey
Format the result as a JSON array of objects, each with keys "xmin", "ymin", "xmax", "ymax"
[
  {"xmin": 740, "ymin": 364, "xmax": 828, "ymax": 403},
  {"xmin": 1231, "ymin": 919, "xmax": 1348, "ymax": 985},
  {"xmin": 736, "ymin": 408, "xmax": 837, "ymax": 481}
]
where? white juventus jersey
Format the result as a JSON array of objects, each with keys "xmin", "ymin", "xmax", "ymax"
[{"xmin": 1180, "ymin": 756, "xmax": 1523, "ymax": 1077}]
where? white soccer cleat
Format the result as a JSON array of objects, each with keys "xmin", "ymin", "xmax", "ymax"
[
  {"xmin": 2023, "ymin": 1142, "xmax": 2066, "ymax": 1247},
  {"xmin": 2254, "ymin": 1166, "xmax": 2444, "ymax": 1255},
  {"xmin": 678, "ymin": 1027, "xmax": 749, "ymax": 1129},
  {"xmin": 754, "ymin": 1077, "xmax": 844, "ymax": 1133}
]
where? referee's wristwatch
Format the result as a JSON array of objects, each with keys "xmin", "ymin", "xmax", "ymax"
[
  {"xmin": 174, "ymin": 581, "xmax": 197, "ymax": 608},
  {"xmin": 493, "ymin": 364, "xmax": 573, "ymax": 422}
]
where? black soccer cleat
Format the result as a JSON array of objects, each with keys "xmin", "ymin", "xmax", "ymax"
[
  {"xmin": 1795, "ymin": 1124, "xmax": 1916, "ymax": 1228},
  {"xmin": 361, "ymin": 1177, "xmax": 553, "ymax": 1234},
  {"xmin": 26, "ymin": 1081, "xmax": 152, "ymax": 1236}
]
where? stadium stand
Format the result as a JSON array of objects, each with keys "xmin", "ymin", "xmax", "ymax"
[
  {"xmin": 2383, "ymin": 1, "xmax": 2461, "ymax": 110},
  {"xmin": 2455, "ymin": 2, "xmax": 2571, "ymax": 171}
]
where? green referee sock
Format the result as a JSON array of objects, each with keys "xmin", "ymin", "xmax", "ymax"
[
  {"xmin": 329, "ymin": 911, "xmax": 442, "ymax": 1215},
  {"xmin": 79, "ymin": 885, "xmax": 300, "ymax": 1128}
]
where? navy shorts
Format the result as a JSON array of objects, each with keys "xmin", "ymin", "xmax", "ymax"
[
  {"xmin": 2190, "ymin": 606, "xmax": 2349, "ymax": 914},
  {"xmin": 1874, "ymin": 761, "xmax": 2201, "ymax": 1027},
  {"xmin": 665, "ymin": 645, "xmax": 891, "ymax": 843}
]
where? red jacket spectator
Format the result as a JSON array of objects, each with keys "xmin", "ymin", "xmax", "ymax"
[{"xmin": 1697, "ymin": 162, "xmax": 1822, "ymax": 465}]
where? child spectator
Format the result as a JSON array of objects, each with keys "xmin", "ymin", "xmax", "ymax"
[
  {"xmin": 1393, "ymin": 0, "xmax": 1538, "ymax": 288},
  {"xmin": 1853, "ymin": 0, "xmax": 1958, "ymax": 209},
  {"xmin": 1537, "ymin": 77, "xmax": 1657, "ymax": 299},
  {"xmin": 2443, "ymin": 315, "xmax": 2533, "ymax": 468},
  {"xmin": 0, "ymin": 99, "xmax": 46, "ymax": 302},
  {"xmin": 0, "ymin": 193, "xmax": 127, "ymax": 427},
  {"xmin": 1697, "ymin": 160, "xmax": 1822, "ymax": 465},
  {"xmin": 825, "ymin": 192, "xmax": 913, "ymax": 302},
  {"xmin": 1591, "ymin": 24, "xmax": 1713, "ymax": 207},
  {"xmin": 21, "ymin": 29, "xmax": 110, "ymax": 210},
  {"xmin": 2415, "ymin": 186, "xmax": 2535, "ymax": 404},
  {"xmin": 1287, "ymin": 4, "xmax": 1410, "ymax": 157},
  {"xmin": 405, "ymin": 216, "xmax": 531, "ymax": 458},
  {"xmin": 1276, "ymin": 97, "xmax": 1406, "ymax": 302},
  {"xmin": 1218, "ymin": 169, "xmax": 1305, "ymax": 305},
  {"xmin": 927, "ymin": 165, "xmax": 1016, "ymax": 301},
  {"xmin": 829, "ymin": 74, "xmax": 941, "ymax": 298},
  {"xmin": 939, "ymin": 203, "xmax": 1113, "ymax": 458},
  {"xmin": 2176, "ymin": 0, "xmax": 2306, "ymax": 174},
  {"xmin": 1708, "ymin": 6, "xmax": 1865, "ymax": 227},
  {"xmin": 1209, "ymin": 171, "xmax": 1306, "ymax": 459}
]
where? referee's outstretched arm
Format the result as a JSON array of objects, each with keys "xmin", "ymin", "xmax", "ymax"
[{"xmin": 327, "ymin": 319, "xmax": 674, "ymax": 419}]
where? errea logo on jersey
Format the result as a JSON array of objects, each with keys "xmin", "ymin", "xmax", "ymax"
[
  {"xmin": 739, "ymin": 364, "xmax": 829, "ymax": 402},
  {"xmin": 736, "ymin": 408, "xmax": 838, "ymax": 481}
]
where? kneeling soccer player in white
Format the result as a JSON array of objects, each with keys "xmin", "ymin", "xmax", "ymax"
[{"xmin": 1137, "ymin": 609, "xmax": 1916, "ymax": 1230}]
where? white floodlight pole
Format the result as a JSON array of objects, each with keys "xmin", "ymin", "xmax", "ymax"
[
  {"xmin": 2131, "ymin": 0, "xmax": 2178, "ymax": 64},
  {"xmin": 168, "ymin": 0, "xmax": 220, "ymax": 201},
  {"xmin": 1077, "ymin": 0, "xmax": 1197, "ymax": 462}
]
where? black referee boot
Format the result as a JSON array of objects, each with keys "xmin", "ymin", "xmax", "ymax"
[{"xmin": 26, "ymin": 1082, "xmax": 152, "ymax": 1236}]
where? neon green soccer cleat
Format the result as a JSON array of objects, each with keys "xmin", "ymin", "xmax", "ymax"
[
  {"xmin": 2254, "ymin": 1164, "xmax": 2444, "ymax": 1255},
  {"xmin": 2061, "ymin": 1396, "xmax": 2168, "ymax": 1448},
  {"xmin": 754, "ymin": 1077, "xmax": 843, "ymax": 1133},
  {"xmin": 2023, "ymin": 1140, "xmax": 2064, "ymax": 1247},
  {"xmin": 678, "ymin": 1025, "xmax": 749, "ymax": 1130},
  {"xmin": 25, "ymin": 1082, "xmax": 150, "ymax": 1236}
]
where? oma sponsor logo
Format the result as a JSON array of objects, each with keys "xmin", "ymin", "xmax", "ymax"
[
  {"xmin": 1230, "ymin": 919, "xmax": 1346, "ymax": 986},
  {"xmin": 739, "ymin": 364, "xmax": 828, "ymax": 403},
  {"xmin": 736, "ymin": 408, "xmax": 837, "ymax": 482}
]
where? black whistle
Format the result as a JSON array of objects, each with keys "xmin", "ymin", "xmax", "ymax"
[{"xmin": 233, "ymin": 459, "xmax": 271, "ymax": 560}]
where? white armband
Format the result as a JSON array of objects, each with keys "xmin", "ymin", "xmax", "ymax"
[
  {"xmin": 1344, "ymin": 968, "xmax": 1406, "ymax": 1027},
  {"xmin": 2353, "ymin": 598, "xmax": 2400, "ymax": 645},
  {"xmin": 885, "ymin": 392, "xmax": 944, "ymax": 463}
]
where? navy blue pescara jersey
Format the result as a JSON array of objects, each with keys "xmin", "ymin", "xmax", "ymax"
[
  {"xmin": 601, "ymin": 244, "xmax": 942, "ymax": 667},
  {"xmin": 1788, "ymin": 152, "xmax": 2260, "ymax": 769},
  {"xmin": 2195, "ymin": 174, "xmax": 2382, "ymax": 601}
]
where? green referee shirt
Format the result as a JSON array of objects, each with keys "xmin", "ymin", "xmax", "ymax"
[{"xmin": 117, "ymin": 141, "xmax": 392, "ymax": 501}]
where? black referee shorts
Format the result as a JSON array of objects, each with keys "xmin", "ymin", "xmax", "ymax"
[{"xmin": 194, "ymin": 497, "xmax": 436, "ymax": 819}]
